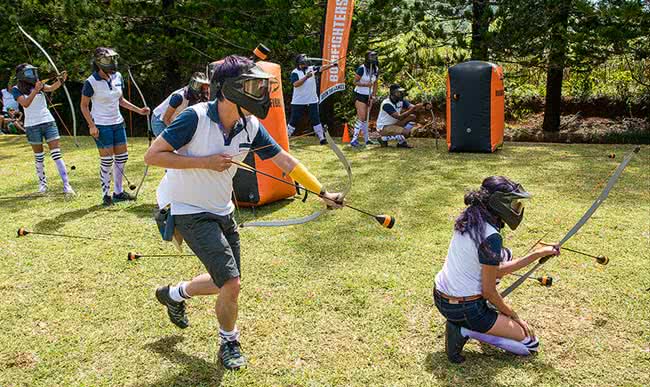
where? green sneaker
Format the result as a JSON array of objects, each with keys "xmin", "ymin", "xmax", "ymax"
[{"xmin": 219, "ymin": 340, "xmax": 247, "ymax": 370}]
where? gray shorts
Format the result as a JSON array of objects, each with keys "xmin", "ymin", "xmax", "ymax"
[{"xmin": 174, "ymin": 212, "xmax": 241, "ymax": 288}]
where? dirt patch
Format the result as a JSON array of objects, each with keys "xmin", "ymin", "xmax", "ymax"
[{"xmin": 3, "ymin": 352, "xmax": 38, "ymax": 369}]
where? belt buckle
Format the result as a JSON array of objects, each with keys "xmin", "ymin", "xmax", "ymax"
[{"xmin": 448, "ymin": 299, "xmax": 459, "ymax": 304}]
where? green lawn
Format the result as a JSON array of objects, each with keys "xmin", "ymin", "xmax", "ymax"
[{"xmin": 1, "ymin": 135, "xmax": 648, "ymax": 387}]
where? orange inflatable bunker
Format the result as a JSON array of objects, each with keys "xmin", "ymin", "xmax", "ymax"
[
  {"xmin": 232, "ymin": 61, "xmax": 296, "ymax": 207},
  {"xmin": 446, "ymin": 61, "xmax": 504, "ymax": 153}
]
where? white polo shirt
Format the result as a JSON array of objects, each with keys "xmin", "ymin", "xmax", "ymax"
[
  {"xmin": 153, "ymin": 87, "xmax": 190, "ymax": 121},
  {"xmin": 11, "ymin": 87, "xmax": 54, "ymax": 127},
  {"xmin": 353, "ymin": 65, "xmax": 378, "ymax": 96},
  {"xmin": 156, "ymin": 100, "xmax": 282, "ymax": 216},
  {"xmin": 290, "ymin": 67, "xmax": 319, "ymax": 105},
  {"xmin": 82, "ymin": 71, "xmax": 124, "ymax": 126}
]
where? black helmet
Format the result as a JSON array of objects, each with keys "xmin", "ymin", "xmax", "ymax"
[
  {"xmin": 188, "ymin": 72, "xmax": 210, "ymax": 99},
  {"xmin": 487, "ymin": 181, "xmax": 531, "ymax": 230},
  {"xmin": 295, "ymin": 54, "xmax": 308, "ymax": 67},
  {"xmin": 94, "ymin": 47, "xmax": 119, "ymax": 74},
  {"xmin": 365, "ymin": 51, "xmax": 378, "ymax": 67},
  {"xmin": 15, "ymin": 64, "xmax": 39, "ymax": 84},
  {"xmin": 210, "ymin": 55, "xmax": 276, "ymax": 119},
  {"xmin": 389, "ymin": 84, "xmax": 406, "ymax": 103}
]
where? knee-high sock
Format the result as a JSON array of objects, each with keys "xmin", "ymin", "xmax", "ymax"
[
  {"xmin": 362, "ymin": 121, "xmax": 369, "ymax": 143},
  {"xmin": 34, "ymin": 152, "xmax": 46, "ymax": 188},
  {"xmin": 313, "ymin": 123, "xmax": 325, "ymax": 141},
  {"xmin": 396, "ymin": 135, "xmax": 407, "ymax": 144},
  {"xmin": 50, "ymin": 148, "xmax": 69, "ymax": 187},
  {"xmin": 460, "ymin": 327, "xmax": 532, "ymax": 356},
  {"xmin": 113, "ymin": 152, "xmax": 128, "ymax": 194},
  {"xmin": 382, "ymin": 135, "xmax": 402, "ymax": 142},
  {"xmin": 404, "ymin": 122, "xmax": 416, "ymax": 130},
  {"xmin": 287, "ymin": 124, "xmax": 296, "ymax": 137},
  {"xmin": 352, "ymin": 120, "xmax": 362, "ymax": 142},
  {"xmin": 100, "ymin": 156, "xmax": 114, "ymax": 197}
]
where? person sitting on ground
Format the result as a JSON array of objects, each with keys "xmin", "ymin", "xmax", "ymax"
[
  {"xmin": 2, "ymin": 82, "xmax": 21, "ymax": 131},
  {"xmin": 4, "ymin": 107, "xmax": 25, "ymax": 134},
  {"xmin": 150, "ymin": 72, "xmax": 210, "ymax": 137},
  {"xmin": 375, "ymin": 84, "xmax": 422, "ymax": 148},
  {"xmin": 286, "ymin": 54, "xmax": 337, "ymax": 145},
  {"xmin": 433, "ymin": 176, "xmax": 560, "ymax": 363}
]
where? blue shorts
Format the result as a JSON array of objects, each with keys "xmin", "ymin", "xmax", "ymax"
[
  {"xmin": 95, "ymin": 123, "xmax": 127, "ymax": 149},
  {"xmin": 434, "ymin": 290, "xmax": 498, "ymax": 333},
  {"xmin": 151, "ymin": 114, "xmax": 167, "ymax": 137},
  {"xmin": 288, "ymin": 103, "xmax": 321, "ymax": 127},
  {"xmin": 26, "ymin": 121, "xmax": 60, "ymax": 145}
]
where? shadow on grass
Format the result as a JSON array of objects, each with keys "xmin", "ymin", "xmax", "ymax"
[
  {"xmin": 31, "ymin": 204, "xmax": 106, "ymax": 232},
  {"xmin": 425, "ymin": 347, "xmax": 557, "ymax": 387},
  {"xmin": 137, "ymin": 335, "xmax": 224, "ymax": 387}
]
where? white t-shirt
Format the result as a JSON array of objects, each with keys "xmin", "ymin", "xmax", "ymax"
[
  {"xmin": 290, "ymin": 67, "xmax": 319, "ymax": 105},
  {"xmin": 156, "ymin": 101, "xmax": 282, "ymax": 216},
  {"xmin": 434, "ymin": 223, "xmax": 508, "ymax": 297},
  {"xmin": 2, "ymin": 88, "xmax": 19, "ymax": 112},
  {"xmin": 11, "ymin": 87, "xmax": 54, "ymax": 127},
  {"xmin": 153, "ymin": 87, "xmax": 190, "ymax": 121},
  {"xmin": 82, "ymin": 72, "xmax": 125, "ymax": 126},
  {"xmin": 353, "ymin": 65, "xmax": 378, "ymax": 96}
]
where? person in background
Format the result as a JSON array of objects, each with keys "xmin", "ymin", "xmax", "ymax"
[
  {"xmin": 150, "ymin": 72, "xmax": 210, "ymax": 137},
  {"xmin": 286, "ymin": 54, "xmax": 337, "ymax": 145},
  {"xmin": 11, "ymin": 64, "xmax": 74, "ymax": 194},
  {"xmin": 80, "ymin": 47, "xmax": 150, "ymax": 206},
  {"xmin": 350, "ymin": 51, "xmax": 379, "ymax": 148},
  {"xmin": 375, "ymin": 84, "xmax": 422, "ymax": 148}
]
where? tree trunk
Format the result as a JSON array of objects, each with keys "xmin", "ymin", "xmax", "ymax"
[
  {"xmin": 471, "ymin": 0, "xmax": 490, "ymax": 61},
  {"xmin": 542, "ymin": 0, "xmax": 571, "ymax": 133}
]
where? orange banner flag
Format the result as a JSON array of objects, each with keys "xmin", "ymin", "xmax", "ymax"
[{"xmin": 319, "ymin": 0, "xmax": 355, "ymax": 102}]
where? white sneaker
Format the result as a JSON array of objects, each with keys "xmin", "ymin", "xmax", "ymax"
[{"xmin": 63, "ymin": 185, "xmax": 76, "ymax": 196}]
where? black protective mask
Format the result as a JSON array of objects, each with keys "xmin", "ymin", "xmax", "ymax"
[
  {"xmin": 17, "ymin": 65, "xmax": 39, "ymax": 84},
  {"xmin": 95, "ymin": 49, "xmax": 119, "ymax": 74},
  {"xmin": 218, "ymin": 64, "xmax": 275, "ymax": 119},
  {"xmin": 487, "ymin": 188, "xmax": 531, "ymax": 230}
]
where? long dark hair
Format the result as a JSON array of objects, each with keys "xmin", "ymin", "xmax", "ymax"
[{"xmin": 454, "ymin": 176, "xmax": 521, "ymax": 248}]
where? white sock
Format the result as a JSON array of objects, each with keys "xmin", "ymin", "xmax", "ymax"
[
  {"xmin": 396, "ymin": 135, "xmax": 407, "ymax": 144},
  {"xmin": 219, "ymin": 327, "xmax": 240, "ymax": 343},
  {"xmin": 50, "ymin": 148, "xmax": 69, "ymax": 187},
  {"xmin": 287, "ymin": 124, "xmax": 296, "ymax": 136},
  {"xmin": 100, "ymin": 156, "xmax": 114, "ymax": 197},
  {"xmin": 113, "ymin": 152, "xmax": 128, "ymax": 194},
  {"xmin": 169, "ymin": 281, "xmax": 191, "ymax": 302},
  {"xmin": 460, "ymin": 327, "xmax": 531, "ymax": 356},
  {"xmin": 34, "ymin": 152, "xmax": 47, "ymax": 188},
  {"xmin": 352, "ymin": 120, "xmax": 361, "ymax": 142},
  {"xmin": 522, "ymin": 336, "xmax": 540, "ymax": 352},
  {"xmin": 313, "ymin": 123, "xmax": 325, "ymax": 141}
]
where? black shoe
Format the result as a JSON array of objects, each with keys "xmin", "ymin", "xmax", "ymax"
[
  {"xmin": 219, "ymin": 340, "xmax": 247, "ymax": 370},
  {"xmin": 113, "ymin": 191, "xmax": 136, "ymax": 202},
  {"xmin": 445, "ymin": 321, "xmax": 468, "ymax": 363},
  {"xmin": 155, "ymin": 285, "xmax": 189, "ymax": 329},
  {"xmin": 378, "ymin": 138, "xmax": 388, "ymax": 147},
  {"xmin": 397, "ymin": 141, "xmax": 414, "ymax": 149},
  {"xmin": 320, "ymin": 138, "xmax": 328, "ymax": 145},
  {"xmin": 102, "ymin": 195, "xmax": 113, "ymax": 207}
]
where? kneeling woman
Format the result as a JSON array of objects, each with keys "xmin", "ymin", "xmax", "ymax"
[{"xmin": 433, "ymin": 176, "xmax": 559, "ymax": 363}]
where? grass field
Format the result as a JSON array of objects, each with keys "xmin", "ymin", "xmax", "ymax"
[{"xmin": 1, "ymin": 135, "xmax": 648, "ymax": 387}]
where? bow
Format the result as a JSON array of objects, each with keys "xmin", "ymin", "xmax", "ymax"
[
  {"xmin": 18, "ymin": 24, "xmax": 79, "ymax": 148},
  {"xmin": 239, "ymin": 130, "xmax": 352, "ymax": 227},
  {"xmin": 501, "ymin": 146, "xmax": 641, "ymax": 297},
  {"xmin": 127, "ymin": 65, "xmax": 152, "ymax": 200},
  {"xmin": 404, "ymin": 70, "xmax": 439, "ymax": 149}
]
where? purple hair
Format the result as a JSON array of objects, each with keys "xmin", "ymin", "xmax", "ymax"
[
  {"xmin": 454, "ymin": 176, "xmax": 522, "ymax": 248},
  {"xmin": 211, "ymin": 55, "xmax": 254, "ymax": 101}
]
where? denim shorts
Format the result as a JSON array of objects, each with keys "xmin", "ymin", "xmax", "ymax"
[
  {"xmin": 434, "ymin": 290, "xmax": 498, "ymax": 333},
  {"xmin": 174, "ymin": 212, "xmax": 241, "ymax": 288},
  {"xmin": 151, "ymin": 114, "xmax": 167, "ymax": 137},
  {"xmin": 26, "ymin": 121, "xmax": 59, "ymax": 145},
  {"xmin": 95, "ymin": 123, "xmax": 127, "ymax": 148}
]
